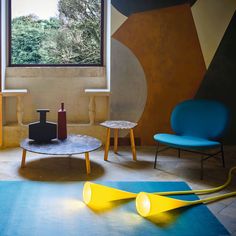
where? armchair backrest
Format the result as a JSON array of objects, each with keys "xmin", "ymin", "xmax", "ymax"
[{"xmin": 171, "ymin": 99, "xmax": 229, "ymax": 140}]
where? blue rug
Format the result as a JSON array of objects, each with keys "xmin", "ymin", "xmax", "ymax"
[{"xmin": 0, "ymin": 181, "xmax": 229, "ymax": 236}]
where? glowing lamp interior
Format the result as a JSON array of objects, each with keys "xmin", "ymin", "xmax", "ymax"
[
  {"xmin": 136, "ymin": 192, "xmax": 192, "ymax": 217},
  {"xmin": 83, "ymin": 182, "xmax": 92, "ymax": 205},
  {"xmin": 82, "ymin": 182, "xmax": 137, "ymax": 208},
  {"xmin": 136, "ymin": 192, "xmax": 151, "ymax": 217}
]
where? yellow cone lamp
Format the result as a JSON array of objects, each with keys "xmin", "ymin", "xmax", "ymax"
[
  {"xmin": 83, "ymin": 182, "xmax": 136, "ymax": 207},
  {"xmin": 135, "ymin": 168, "xmax": 236, "ymax": 217},
  {"xmin": 83, "ymin": 167, "xmax": 236, "ymax": 209},
  {"xmin": 136, "ymin": 193, "xmax": 194, "ymax": 217},
  {"xmin": 136, "ymin": 191, "xmax": 236, "ymax": 217}
]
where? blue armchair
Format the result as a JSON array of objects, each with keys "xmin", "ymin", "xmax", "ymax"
[{"xmin": 153, "ymin": 99, "xmax": 229, "ymax": 179}]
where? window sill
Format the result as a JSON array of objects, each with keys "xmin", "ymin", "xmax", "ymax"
[{"xmin": 6, "ymin": 66, "xmax": 105, "ymax": 78}]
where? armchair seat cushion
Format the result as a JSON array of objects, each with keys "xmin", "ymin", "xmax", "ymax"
[{"xmin": 154, "ymin": 133, "xmax": 220, "ymax": 150}]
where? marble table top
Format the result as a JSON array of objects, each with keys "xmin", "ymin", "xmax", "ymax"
[
  {"xmin": 100, "ymin": 120, "xmax": 137, "ymax": 129},
  {"xmin": 20, "ymin": 135, "xmax": 102, "ymax": 155}
]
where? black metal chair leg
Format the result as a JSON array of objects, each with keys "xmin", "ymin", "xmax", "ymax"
[
  {"xmin": 154, "ymin": 142, "xmax": 159, "ymax": 169},
  {"xmin": 200, "ymin": 157, "xmax": 204, "ymax": 180},
  {"xmin": 178, "ymin": 148, "xmax": 181, "ymax": 158},
  {"xmin": 221, "ymin": 144, "xmax": 225, "ymax": 168}
]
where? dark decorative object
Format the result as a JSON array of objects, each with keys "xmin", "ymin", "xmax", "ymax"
[
  {"xmin": 57, "ymin": 103, "xmax": 67, "ymax": 140},
  {"xmin": 29, "ymin": 109, "xmax": 57, "ymax": 143}
]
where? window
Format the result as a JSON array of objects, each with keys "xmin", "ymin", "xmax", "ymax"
[{"xmin": 9, "ymin": 0, "xmax": 104, "ymax": 66}]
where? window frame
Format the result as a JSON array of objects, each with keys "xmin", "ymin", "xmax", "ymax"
[{"xmin": 8, "ymin": 0, "xmax": 104, "ymax": 67}]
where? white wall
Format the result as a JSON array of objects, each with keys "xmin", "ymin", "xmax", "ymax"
[{"xmin": 1, "ymin": 0, "xmax": 7, "ymax": 90}]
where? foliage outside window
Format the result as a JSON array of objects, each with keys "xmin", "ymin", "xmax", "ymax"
[{"xmin": 9, "ymin": 0, "xmax": 103, "ymax": 66}]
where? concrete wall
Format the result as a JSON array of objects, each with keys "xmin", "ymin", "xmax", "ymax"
[
  {"xmin": 3, "ymin": 67, "xmax": 109, "ymax": 147},
  {"xmin": 5, "ymin": 67, "xmax": 107, "ymax": 124}
]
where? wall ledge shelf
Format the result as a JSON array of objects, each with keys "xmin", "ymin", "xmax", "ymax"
[
  {"xmin": 1, "ymin": 89, "xmax": 28, "ymax": 97},
  {"xmin": 1, "ymin": 89, "xmax": 29, "ymax": 126},
  {"xmin": 84, "ymin": 88, "xmax": 111, "ymax": 96},
  {"xmin": 84, "ymin": 88, "xmax": 111, "ymax": 125}
]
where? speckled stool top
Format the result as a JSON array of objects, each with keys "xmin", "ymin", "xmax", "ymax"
[{"xmin": 100, "ymin": 120, "xmax": 137, "ymax": 129}]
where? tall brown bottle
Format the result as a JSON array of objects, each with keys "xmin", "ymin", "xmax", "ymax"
[{"xmin": 58, "ymin": 102, "xmax": 67, "ymax": 140}]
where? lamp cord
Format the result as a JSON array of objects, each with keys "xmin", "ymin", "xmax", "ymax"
[
  {"xmin": 154, "ymin": 166, "xmax": 236, "ymax": 196},
  {"xmin": 191, "ymin": 191, "xmax": 236, "ymax": 205}
]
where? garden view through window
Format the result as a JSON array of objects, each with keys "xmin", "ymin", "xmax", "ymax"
[{"xmin": 10, "ymin": 0, "xmax": 103, "ymax": 66}]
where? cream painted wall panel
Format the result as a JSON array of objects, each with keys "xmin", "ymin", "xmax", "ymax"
[
  {"xmin": 111, "ymin": 5, "xmax": 128, "ymax": 35},
  {"xmin": 192, "ymin": 0, "xmax": 236, "ymax": 67},
  {"xmin": 5, "ymin": 68, "xmax": 107, "ymax": 124}
]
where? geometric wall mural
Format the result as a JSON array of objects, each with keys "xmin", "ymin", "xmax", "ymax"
[
  {"xmin": 111, "ymin": 5, "xmax": 128, "ymax": 36},
  {"xmin": 191, "ymin": 0, "xmax": 236, "ymax": 67},
  {"xmin": 111, "ymin": 3, "xmax": 206, "ymax": 145},
  {"xmin": 195, "ymin": 11, "xmax": 236, "ymax": 144},
  {"xmin": 111, "ymin": 0, "xmax": 197, "ymax": 16},
  {"xmin": 111, "ymin": 0, "xmax": 236, "ymax": 144}
]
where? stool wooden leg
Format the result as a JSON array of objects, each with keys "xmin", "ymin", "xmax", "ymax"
[
  {"xmin": 104, "ymin": 128, "xmax": 111, "ymax": 161},
  {"xmin": 85, "ymin": 152, "xmax": 91, "ymax": 175},
  {"xmin": 68, "ymin": 154, "xmax": 72, "ymax": 168},
  {"xmin": 21, "ymin": 149, "xmax": 27, "ymax": 168},
  {"xmin": 114, "ymin": 128, "xmax": 118, "ymax": 154},
  {"xmin": 130, "ymin": 129, "xmax": 137, "ymax": 161}
]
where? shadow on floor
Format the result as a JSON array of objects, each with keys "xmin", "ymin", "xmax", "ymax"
[
  {"xmin": 18, "ymin": 156, "xmax": 105, "ymax": 181},
  {"xmin": 107, "ymin": 159, "xmax": 153, "ymax": 170}
]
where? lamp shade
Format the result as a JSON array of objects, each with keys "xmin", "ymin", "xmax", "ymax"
[
  {"xmin": 83, "ymin": 182, "xmax": 137, "ymax": 207},
  {"xmin": 136, "ymin": 192, "xmax": 192, "ymax": 217}
]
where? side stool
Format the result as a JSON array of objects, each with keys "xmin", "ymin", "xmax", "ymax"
[{"xmin": 100, "ymin": 120, "xmax": 138, "ymax": 161}]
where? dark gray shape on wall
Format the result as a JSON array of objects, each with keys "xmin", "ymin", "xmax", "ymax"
[
  {"xmin": 110, "ymin": 38, "xmax": 147, "ymax": 128},
  {"xmin": 111, "ymin": 0, "xmax": 197, "ymax": 17},
  {"xmin": 195, "ymin": 11, "xmax": 236, "ymax": 144}
]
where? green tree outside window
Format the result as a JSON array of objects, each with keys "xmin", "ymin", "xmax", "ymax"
[{"xmin": 10, "ymin": 0, "xmax": 103, "ymax": 65}]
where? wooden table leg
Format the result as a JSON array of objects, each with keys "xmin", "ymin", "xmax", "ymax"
[
  {"xmin": 130, "ymin": 129, "xmax": 137, "ymax": 161},
  {"xmin": 85, "ymin": 152, "xmax": 91, "ymax": 175},
  {"xmin": 114, "ymin": 128, "xmax": 118, "ymax": 154},
  {"xmin": 21, "ymin": 149, "xmax": 27, "ymax": 168},
  {"xmin": 104, "ymin": 128, "xmax": 111, "ymax": 161}
]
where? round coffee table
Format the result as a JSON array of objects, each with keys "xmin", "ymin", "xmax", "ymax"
[{"xmin": 20, "ymin": 134, "xmax": 102, "ymax": 175}]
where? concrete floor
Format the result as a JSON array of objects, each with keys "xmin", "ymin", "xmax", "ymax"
[{"xmin": 0, "ymin": 145, "xmax": 236, "ymax": 235}]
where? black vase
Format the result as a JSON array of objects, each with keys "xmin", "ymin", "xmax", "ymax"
[{"xmin": 29, "ymin": 109, "xmax": 57, "ymax": 143}]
